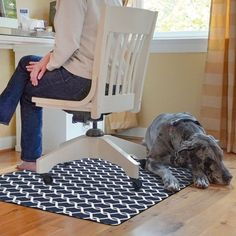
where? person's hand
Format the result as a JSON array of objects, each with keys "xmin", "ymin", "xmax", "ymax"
[{"xmin": 26, "ymin": 52, "xmax": 51, "ymax": 86}]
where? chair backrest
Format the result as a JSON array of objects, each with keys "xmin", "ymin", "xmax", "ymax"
[
  {"xmin": 32, "ymin": 6, "xmax": 157, "ymax": 119},
  {"xmin": 89, "ymin": 5, "xmax": 157, "ymax": 119}
]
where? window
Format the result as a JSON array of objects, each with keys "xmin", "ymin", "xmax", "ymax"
[
  {"xmin": 0, "ymin": 0, "xmax": 17, "ymax": 28},
  {"xmin": 129, "ymin": 0, "xmax": 211, "ymax": 52},
  {"xmin": 0, "ymin": 0, "xmax": 17, "ymax": 18}
]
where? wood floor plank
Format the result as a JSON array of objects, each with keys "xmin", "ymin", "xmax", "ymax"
[{"xmin": 0, "ymin": 150, "xmax": 235, "ymax": 236}]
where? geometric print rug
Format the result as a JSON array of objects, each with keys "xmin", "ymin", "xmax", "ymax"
[{"xmin": 0, "ymin": 158, "xmax": 193, "ymax": 225}]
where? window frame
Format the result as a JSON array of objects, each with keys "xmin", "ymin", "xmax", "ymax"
[
  {"xmin": 151, "ymin": 31, "xmax": 208, "ymax": 53},
  {"xmin": 131, "ymin": 0, "xmax": 210, "ymax": 53}
]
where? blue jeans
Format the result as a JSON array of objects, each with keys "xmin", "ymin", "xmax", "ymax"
[{"xmin": 0, "ymin": 55, "xmax": 91, "ymax": 162}]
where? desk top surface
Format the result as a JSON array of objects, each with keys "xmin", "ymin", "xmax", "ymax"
[
  {"xmin": 0, "ymin": 28, "xmax": 55, "ymax": 39},
  {"xmin": 0, "ymin": 28, "xmax": 55, "ymax": 48}
]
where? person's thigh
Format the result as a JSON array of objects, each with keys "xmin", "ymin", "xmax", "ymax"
[{"xmin": 23, "ymin": 67, "xmax": 91, "ymax": 101}]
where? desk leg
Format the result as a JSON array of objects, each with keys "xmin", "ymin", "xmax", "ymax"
[{"xmin": 15, "ymin": 106, "xmax": 21, "ymax": 151}]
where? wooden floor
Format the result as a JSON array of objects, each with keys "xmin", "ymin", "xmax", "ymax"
[{"xmin": 0, "ymin": 150, "xmax": 235, "ymax": 236}]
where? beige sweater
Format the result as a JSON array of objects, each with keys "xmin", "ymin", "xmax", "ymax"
[{"xmin": 46, "ymin": 0, "xmax": 122, "ymax": 79}]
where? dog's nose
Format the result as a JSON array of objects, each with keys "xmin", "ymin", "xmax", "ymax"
[{"xmin": 223, "ymin": 172, "xmax": 233, "ymax": 184}]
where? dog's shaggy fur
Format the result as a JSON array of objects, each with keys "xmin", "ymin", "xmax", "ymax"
[{"xmin": 143, "ymin": 112, "xmax": 232, "ymax": 192}]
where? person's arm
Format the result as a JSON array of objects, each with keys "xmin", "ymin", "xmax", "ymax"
[
  {"xmin": 46, "ymin": 0, "xmax": 87, "ymax": 71},
  {"xmin": 26, "ymin": 0, "xmax": 87, "ymax": 86}
]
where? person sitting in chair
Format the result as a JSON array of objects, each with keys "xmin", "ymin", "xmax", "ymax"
[{"xmin": 0, "ymin": 0, "xmax": 123, "ymax": 171}]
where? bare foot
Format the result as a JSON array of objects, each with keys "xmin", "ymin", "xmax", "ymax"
[{"xmin": 17, "ymin": 161, "xmax": 36, "ymax": 172}]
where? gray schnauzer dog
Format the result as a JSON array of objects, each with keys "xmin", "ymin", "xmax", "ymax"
[{"xmin": 143, "ymin": 112, "xmax": 232, "ymax": 192}]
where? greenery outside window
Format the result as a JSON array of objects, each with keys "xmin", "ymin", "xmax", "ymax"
[{"xmin": 129, "ymin": 0, "xmax": 211, "ymax": 53}]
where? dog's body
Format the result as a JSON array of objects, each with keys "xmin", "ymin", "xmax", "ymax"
[{"xmin": 143, "ymin": 112, "xmax": 232, "ymax": 192}]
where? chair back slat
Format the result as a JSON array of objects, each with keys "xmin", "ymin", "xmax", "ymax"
[
  {"xmin": 108, "ymin": 33, "xmax": 123, "ymax": 96},
  {"xmin": 130, "ymin": 34, "xmax": 146, "ymax": 92},
  {"xmin": 126, "ymin": 33, "xmax": 144, "ymax": 94},
  {"xmin": 115, "ymin": 33, "xmax": 129, "ymax": 95},
  {"xmin": 103, "ymin": 32, "xmax": 114, "ymax": 90},
  {"xmin": 121, "ymin": 33, "xmax": 136, "ymax": 95}
]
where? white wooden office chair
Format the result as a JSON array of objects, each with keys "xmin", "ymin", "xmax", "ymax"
[{"xmin": 32, "ymin": 5, "xmax": 157, "ymax": 190}]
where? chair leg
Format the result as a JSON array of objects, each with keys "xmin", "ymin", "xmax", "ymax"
[
  {"xmin": 103, "ymin": 135, "xmax": 147, "ymax": 159},
  {"xmin": 36, "ymin": 135, "xmax": 95, "ymax": 174},
  {"xmin": 95, "ymin": 136, "xmax": 141, "ymax": 179}
]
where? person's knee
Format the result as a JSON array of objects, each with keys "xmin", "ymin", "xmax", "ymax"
[{"xmin": 18, "ymin": 55, "xmax": 42, "ymax": 70}]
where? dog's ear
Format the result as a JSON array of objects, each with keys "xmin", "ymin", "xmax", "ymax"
[
  {"xmin": 207, "ymin": 135, "xmax": 220, "ymax": 145},
  {"xmin": 177, "ymin": 140, "xmax": 200, "ymax": 154},
  {"xmin": 177, "ymin": 133, "xmax": 206, "ymax": 154}
]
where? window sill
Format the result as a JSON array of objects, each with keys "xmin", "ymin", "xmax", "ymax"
[{"xmin": 150, "ymin": 37, "xmax": 208, "ymax": 53}]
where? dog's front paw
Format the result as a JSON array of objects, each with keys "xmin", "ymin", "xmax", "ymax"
[
  {"xmin": 193, "ymin": 174, "xmax": 209, "ymax": 189},
  {"xmin": 163, "ymin": 176, "xmax": 180, "ymax": 192}
]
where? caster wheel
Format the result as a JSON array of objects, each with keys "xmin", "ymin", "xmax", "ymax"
[
  {"xmin": 138, "ymin": 159, "xmax": 146, "ymax": 169},
  {"xmin": 131, "ymin": 178, "xmax": 142, "ymax": 191},
  {"xmin": 41, "ymin": 174, "xmax": 53, "ymax": 185}
]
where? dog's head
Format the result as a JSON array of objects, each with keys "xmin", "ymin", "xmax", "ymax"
[{"xmin": 177, "ymin": 133, "xmax": 232, "ymax": 185}]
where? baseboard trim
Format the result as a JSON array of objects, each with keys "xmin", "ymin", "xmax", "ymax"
[
  {"xmin": 116, "ymin": 127, "xmax": 146, "ymax": 139},
  {"xmin": 0, "ymin": 136, "xmax": 16, "ymax": 151}
]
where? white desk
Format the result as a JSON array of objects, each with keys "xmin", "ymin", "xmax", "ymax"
[{"xmin": 0, "ymin": 33, "xmax": 101, "ymax": 153}]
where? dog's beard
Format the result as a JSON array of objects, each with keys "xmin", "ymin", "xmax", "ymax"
[{"xmin": 203, "ymin": 159, "xmax": 232, "ymax": 185}]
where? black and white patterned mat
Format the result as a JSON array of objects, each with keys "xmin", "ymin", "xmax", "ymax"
[{"xmin": 0, "ymin": 158, "xmax": 192, "ymax": 225}]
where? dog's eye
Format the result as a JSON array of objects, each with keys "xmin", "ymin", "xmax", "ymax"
[{"xmin": 204, "ymin": 158, "xmax": 213, "ymax": 169}]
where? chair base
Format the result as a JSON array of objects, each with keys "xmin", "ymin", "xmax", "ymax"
[
  {"xmin": 37, "ymin": 135, "xmax": 146, "ymax": 189},
  {"xmin": 86, "ymin": 128, "xmax": 104, "ymax": 137}
]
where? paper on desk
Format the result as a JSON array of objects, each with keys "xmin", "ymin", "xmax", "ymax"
[{"xmin": 20, "ymin": 16, "xmax": 45, "ymax": 31}]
